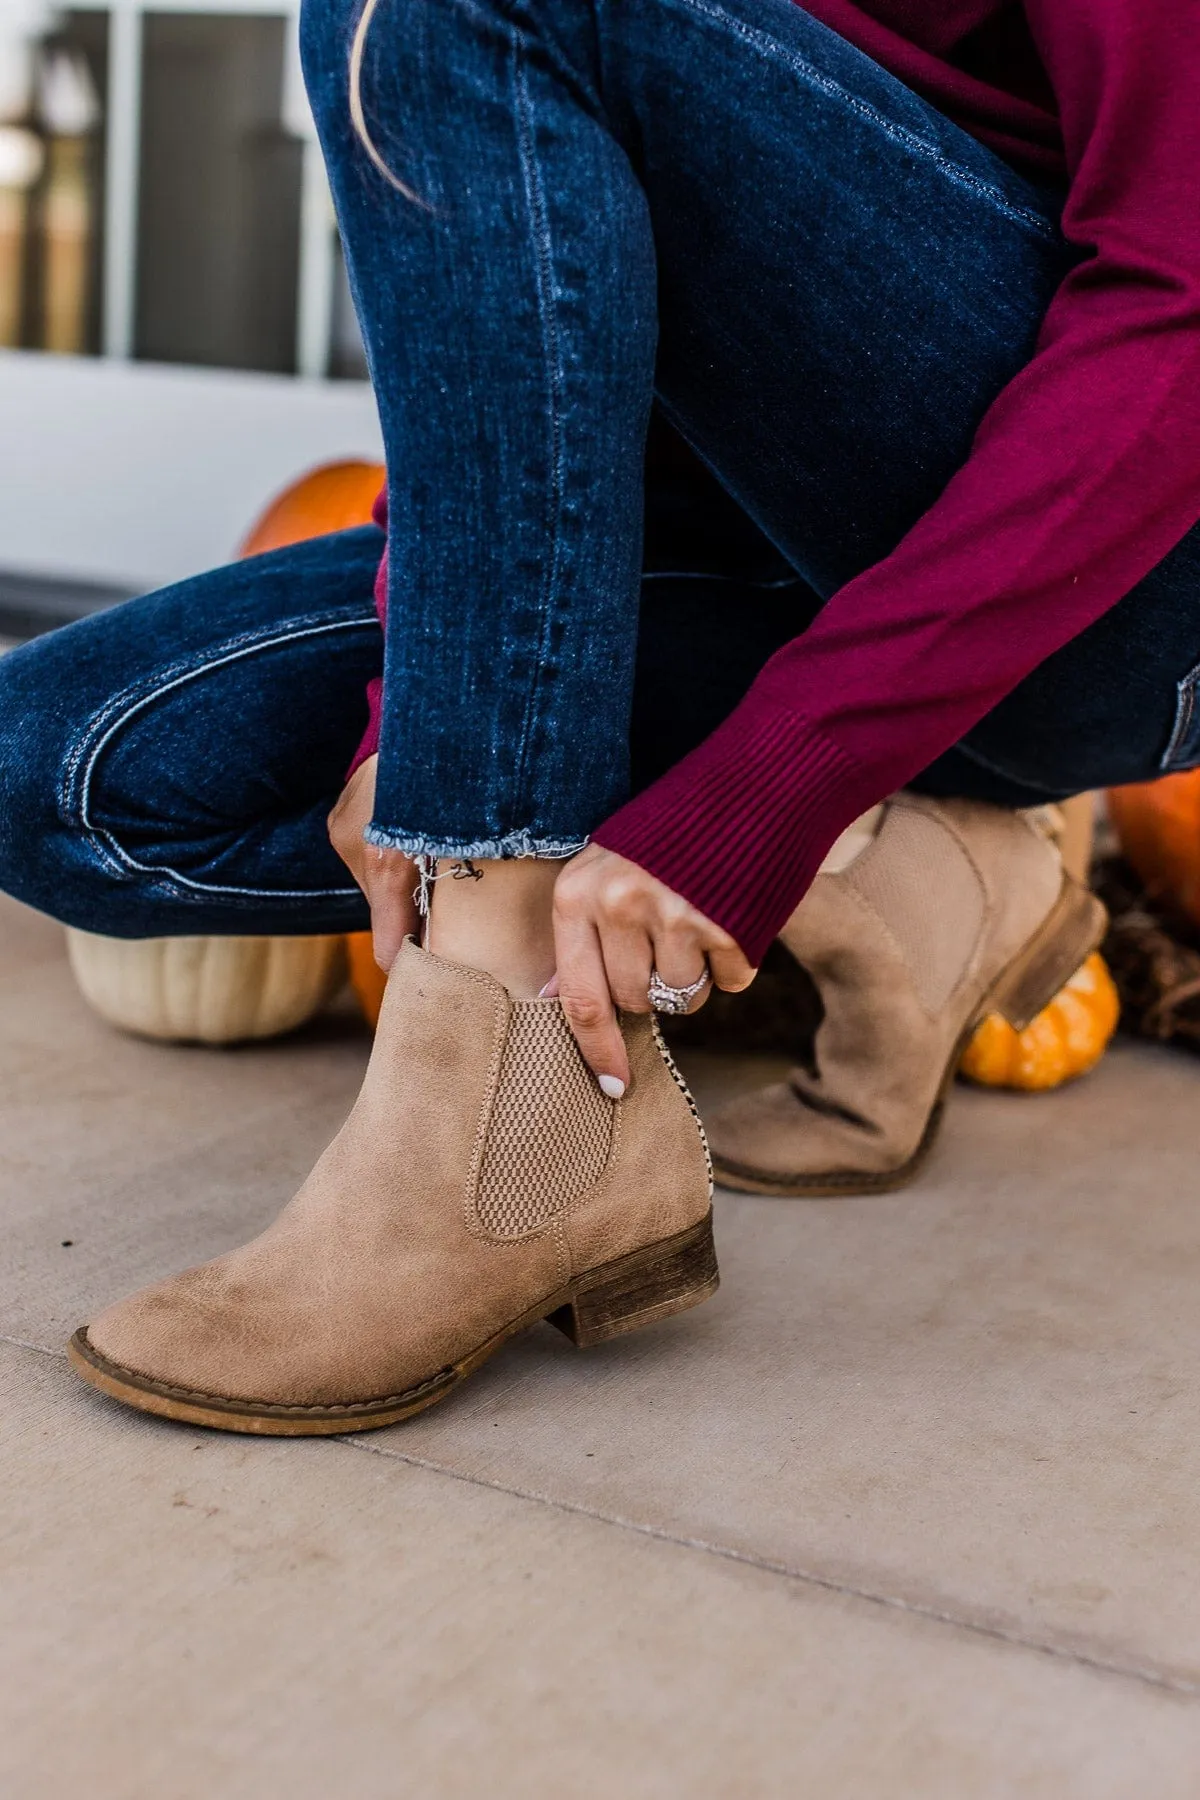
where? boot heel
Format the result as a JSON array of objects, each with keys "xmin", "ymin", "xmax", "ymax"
[
  {"xmin": 988, "ymin": 877, "xmax": 1108, "ymax": 1033},
  {"xmin": 549, "ymin": 1213, "xmax": 719, "ymax": 1349}
]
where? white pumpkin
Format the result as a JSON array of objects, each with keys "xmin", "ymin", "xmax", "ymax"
[{"xmin": 65, "ymin": 930, "xmax": 347, "ymax": 1045}]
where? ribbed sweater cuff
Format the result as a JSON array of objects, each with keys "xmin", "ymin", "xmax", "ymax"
[{"xmin": 593, "ymin": 704, "xmax": 879, "ymax": 967}]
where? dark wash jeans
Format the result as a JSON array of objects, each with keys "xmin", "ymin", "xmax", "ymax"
[{"xmin": 2, "ymin": 0, "xmax": 1200, "ymax": 937}]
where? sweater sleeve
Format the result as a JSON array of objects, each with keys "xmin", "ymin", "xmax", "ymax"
[{"xmin": 595, "ymin": 0, "xmax": 1200, "ymax": 965}]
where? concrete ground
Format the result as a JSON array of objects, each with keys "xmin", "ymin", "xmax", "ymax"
[{"xmin": 2, "ymin": 891, "xmax": 1200, "ymax": 1797}]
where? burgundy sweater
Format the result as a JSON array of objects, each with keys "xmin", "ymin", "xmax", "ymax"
[{"xmin": 355, "ymin": 0, "xmax": 1200, "ymax": 966}]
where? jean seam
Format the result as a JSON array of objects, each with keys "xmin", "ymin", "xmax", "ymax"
[
  {"xmin": 63, "ymin": 612, "xmax": 379, "ymax": 902},
  {"xmin": 510, "ymin": 22, "xmax": 569, "ymax": 821},
  {"xmin": 1161, "ymin": 665, "xmax": 1200, "ymax": 771},
  {"xmin": 671, "ymin": 0, "xmax": 1061, "ymax": 245}
]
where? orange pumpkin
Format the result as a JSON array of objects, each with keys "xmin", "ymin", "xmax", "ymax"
[
  {"xmin": 959, "ymin": 952, "xmax": 1120, "ymax": 1091},
  {"xmin": 347, "ymin": 931, "xmax": 388, "ymax": 1028},
  {"xmin": 239, "ymin": 459, "xmax": 386, "ymax": 558},
  {"xmin": 1108, "ymin": 770, "xmax": 1200, "ymax": 931}
]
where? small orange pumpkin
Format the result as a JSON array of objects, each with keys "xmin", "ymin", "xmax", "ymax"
[
  {"xmin": 347, "ymin": 931, "xmax": 388, "ymax": 1028},
  {"xmin": 239, "ymin": 459, "xmax": 386, "ymax": 558},
  {"xmin": 1108, "ymin": 770, "xmax": 1200, "ymax": 931},
  {"xmin": 959, "ymin": 952, "xmax": 1120, "ymax": 1091}
]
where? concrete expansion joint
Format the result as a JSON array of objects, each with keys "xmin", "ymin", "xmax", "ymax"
[
  {"xmin": 6, "ymin": 1332, "xmax": 1199, "ymax": 1706},
  {"xmin": 345, "ymin": 1431, "xmax": 1200, "ymax": 1705},
  {"xmin": 1, "ymin": 1330, "xmax": 63, "ymax": 1358}
]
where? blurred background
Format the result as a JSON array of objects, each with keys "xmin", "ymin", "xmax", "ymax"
[{"xmin": 0, "ymin": 0, "xmax": 382, "ymax": 631}]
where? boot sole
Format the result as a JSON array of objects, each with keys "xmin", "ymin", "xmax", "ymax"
[
  {"xmin": 66, "ymin": 1212, "xmax": 719, "ymax": 1437},
  {"xmin": 712, "ymin": 874, "xmax": 1108, "ymax": 1199}
]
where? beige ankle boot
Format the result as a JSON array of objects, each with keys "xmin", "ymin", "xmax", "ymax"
[
  {"xmin": 69, "ymin": 940, "xmax": 716, "ymax": 1433},
  {"xmin": 706, "ymin": 794, "xmax": 1107, "ymax": 1196}
]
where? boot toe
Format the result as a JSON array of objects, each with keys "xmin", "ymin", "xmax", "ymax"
[
  {"xmin": 83, "ymin": 1261, "xmax": 272, "ymax": 1403},
  {"xmin": 79, "ymin": 1241, "xmax": 465, "ymax": 1413},
  {"xmin": 707, "ymin": 1081, "xmax": 908, "ymax": 1194}
]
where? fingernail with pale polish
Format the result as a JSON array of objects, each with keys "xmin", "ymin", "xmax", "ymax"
[{"xmin": 598, "ymin": 1074, "xmax": 626, "ymax": 1100}]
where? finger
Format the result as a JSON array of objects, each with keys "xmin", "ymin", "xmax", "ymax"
[
  {"xmin": 327, "ymin": 757, "xmax": 377, "ymax": 880},
  {"xmin": 651, "ymin": 929, "xmax": 712, "ymax": 1013},
  {"xmin": 598, "ymin": 923, "xmax": 655, "ymax": 1014},
  {"xmin": 336, "ymin": 837, "xmax": 367, "ymax": 893},
  {"xmin": 364, "ymin": 851, "xmax": 418, "ymax": 972},
  {"xmin": 328, "ymin": 804, "xmax": 366, "ymax": 883},
  {"xmin": 705, "ymin": 939, "xmax": 757, "ymax": 994},
  {"xmin": 553, "ymin": 911, "xmax": 631, "ymax": 1096}
]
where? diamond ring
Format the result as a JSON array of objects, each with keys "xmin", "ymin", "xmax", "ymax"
[{"xmin": 647, "ymin": 966, "xmax": 712, "ymax": 1015}]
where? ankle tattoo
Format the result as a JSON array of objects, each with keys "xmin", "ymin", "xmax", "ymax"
[{"xmin": 412, "ymin": 855, "xmax": 486, "ymax": 919}]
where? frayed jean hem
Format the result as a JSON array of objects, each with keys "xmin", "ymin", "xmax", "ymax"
[{"xmin": 363, "ymin": 824, "xmax": 589, "ymax": 860}]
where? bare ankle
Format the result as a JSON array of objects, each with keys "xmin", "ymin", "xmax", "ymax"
[{"xmin": 424, "ymin": 857, "xmax": 559, "ymax": 997}]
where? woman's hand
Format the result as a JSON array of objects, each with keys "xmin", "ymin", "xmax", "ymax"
[
  {"xmin": 328, "ymin": 766, "xmax": 755, "ymax": 1088},
  {"xmin": 551, "ymin": 843, "xmax": 756, "ymax": 1092},
  {"xmin": 326, "ymin": 754, "xmax": 418, "ymax": 971}
]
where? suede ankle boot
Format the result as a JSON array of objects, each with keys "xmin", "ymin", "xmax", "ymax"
[
  {"xmin": 706, "ymin": 794, "xmax": 1107, "ymax": 1196},
  {"xmin": 69, "ymin": 940, "xmax": 716, "ymax": 1433}
]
